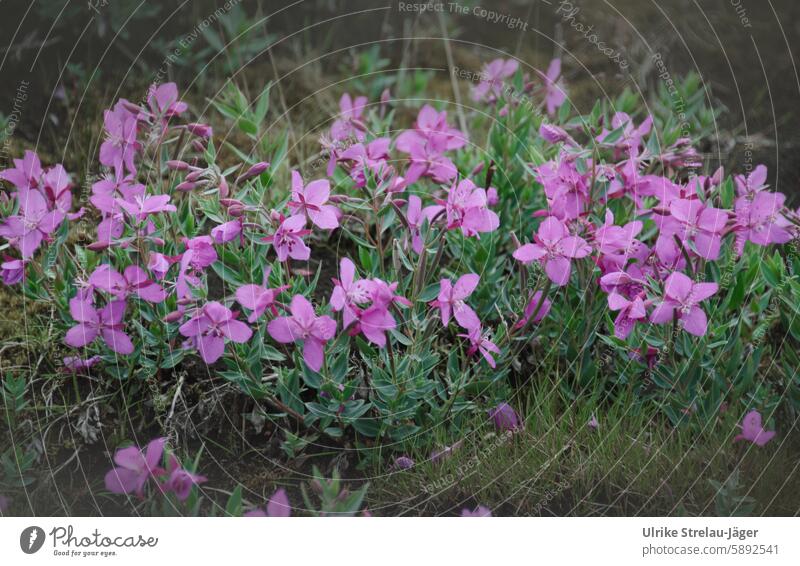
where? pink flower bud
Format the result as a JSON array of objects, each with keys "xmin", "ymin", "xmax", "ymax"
[
  {"xmin": 539, "ymin": 123, "xmax": 569, "ymax": 144},
  {"xmin": 236, "ymin": 161, "xmax": 270, "ymax": 183},
  {"xmin": 175, "ymin": 181, "xmax": 197, "ymax": 192},
  {"xmin": 166, "ymin": 160, "xmax": 190, "ymax": 171},
  {"xmin": 185, "ymin": 170, "xmax": 204, "ymax": 182},
  {"xmin": 186, "ymin": 123, "xmax": 213, "ymax": 139},
  {"xmin": 163, "ymin": 310, "xmax": 184, "ymax": 323},
  {"xmin": 487, "ymin": 187, "xmax": 499, "ymax": 207},
  {"xmin": 218, "ymin": 176, "xmax": 229, "ymax": 198}
]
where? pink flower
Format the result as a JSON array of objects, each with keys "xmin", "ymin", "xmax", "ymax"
[
  {"xmin": 185, "ymin": 236, "xmax": 218, "ymax": 268},
  {"xmin": 211, "ymin": 218, "xmax": 243, "ymax": 245},
  {"xmin": 515, "ymin": 290, "xmax": 552, "ymax": 328},
  {"xmin": 287, "ymin": 171, "xmax": 340, "ymax": 230},
  {"xmin": 513, "ymin": 217, "xmax": 591, "ymax": 286},
  {"xmin": 104, "ymin": 438, "xmax": 167, "ymax": 496},
  {"xmin": 330, "ymin": 257, "xmax": 374, "ymax": 330},
  {"xmin": 588, "ymin": 414, "xmax": 599, "ymax": 430},
  {"xmin": 244, "ymin": 488, "xmax": 292, "ymax": 517},
  {"xmin": 88, "ymin": 264, "xmax": 166, "ymax": 303},
  {"xmin": 236, "ymin": 161, "xmax": 270, "ymax": 184},
  {"xmin": 117, "ymin": 193, "xmax": 177, "ymax": 222},
  {"xmin": 40, "ymin": 164, "xmax": 79, "ymax": 219},
  {"xmin": 65, "ymin": 297, "xmax": 134, "ymax": 355},
  {"xmin": 235, "ymin": 269, "xmax": 289, "ymax": 323},
  {"xmin": 331, "ymin": 93, "xmax": 367, "ymax": 142},
  {"xmin": 0, "ymin": 188, "xmax": 64, "ymax": 258},
  {"xmin": 1, "ymin": 256, "xmax": 26, "ymax": 285},
  {"xmin": 268, "ymin": 295, "xmax": 336, "ymax": 371},
  {"xmin": 349, "ymin": 279, "xmax": 411, "ymax": 348},
  {"xmin": 596, "ymin": 112, "xmax": 653, "ymax": 153},
  {"xmin": 62, "ymin": 355, "xmax": 101, "ymax": 373},
  {"xmin": 734, "ymin": 410, "xmax": 776, "ymax": 447},
  {"xmin": 607, "ymin": 293, "xmax": 647, "ymax": 339},
  {"xmin": 540, "ymin": 58, "xmax": 566, "ymax": 116},
  {"xmin": 534, "ymin": 158, "xmax": 588, "ymax": 220},
  {"xmin": 265, "ymin": 215, "xmax": 312, "ymax": 262},
  {"xmin": 488, "ymin": 402, "xmax": 521, "ymax": 432},
  {"xmin": 459, "ymin": 325, "xmax": 501, "ymax": 368},
  {"xmin": 539, "ymin": 123, "xmax": 573, "ymax": 145},
  {"xmin": 338, "ymin": 138, "xmax": 392, "ymax": 187},
  {"xmin": 179, "ymin": 302, "xmax": 253, "ymax": 364},
  {"xmin": 405, "ymin": 195, "xmax": 426, "ymax": 254},
  {"xmin": 99, "ymin": 101, "xmax": 140, "ymax": 174},
  {"xmin": 164, "ymin": 456, "xmax": 207, "ymax": 501},
  {"xmin": 147, "ymin": 82, "xmax": 188, "ymax": 118},
  {"xmin": 0, "ymin": 150, "xmax": 42, "ymax": 191},
  {"xmin": 472, "ymin": 58, "xmax": 518, "ymax": 102},
  {"xmin": 733, "ymin": 191, "xmax": 792, "ymax": 254},
  {"xmin": 461, "ymin": 505, "xmax": 492, "ymax": 517},
  {"xmin": 431, "ymin": 273, "xmax": 480, "ymax": 329},
  {"xmin": 734, "ymin": 164, "xmax": 768, "ymax": 198},
  {"xmin": 439, "ymin": 179, "xmax": 500, "ymax": 237},
  {"xmin": 594, "ymin": 210, "xmax": 649, "ymax": 271},
  {"xmin": 650, "ymin": 272, "xmax": 718, "ymax": 336},
  {"xmin": 400, "ymin": 134, "xmax": 458, "ymax": 185},
  {"xmin": 397, "ymin": 105, "xmax": 467, "ymax": 151},
  {"xmin": 90, "ymin": 172, "xmax": 145, "ymax": 215},
  {"xmin": 656, "ymin": 199, "xmax": 729, "ymax": 262},
  {"xmin": 147, "ymin": 252, "xmax": 174, "ymax": 280}
]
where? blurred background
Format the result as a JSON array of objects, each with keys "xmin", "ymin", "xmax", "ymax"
[{"xmin": 1, "ymin": 0, "xmax": 798, "ymax": 198}]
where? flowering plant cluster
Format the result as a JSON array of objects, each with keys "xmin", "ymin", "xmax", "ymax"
[{"xmin": 1, "ymin": 56, "xmax": 794, "ymax": 476}]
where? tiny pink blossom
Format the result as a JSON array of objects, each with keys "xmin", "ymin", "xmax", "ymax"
[{"xmin": 734, "ymin": 410, "xmax": 776, "ymax": 447}]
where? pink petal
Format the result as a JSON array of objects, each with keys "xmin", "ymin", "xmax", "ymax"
[
  {"xmin": 101, "ymin": 329, "xmax": 134, "ymax": 355},
  {"xmin": 65, "ymin": 324, "xmax": 98, "ymax": 348},
  {"xmin": 302, "ymin": 338, "xmax": 325, "ymax": 371},
  {"xmin": 545, "ymin": 256, "xmax": 572, "ymax": 286},
  {"xmin": 197, "ymin": 334, "xmax": 225, "ymax": 364},
  {"xmin": 268, "ymin": 317, "xmax": 302, "ymax": 343},
  {"xmin": 453, "ymin": 273, "xmax": 480, "ymax": 299},
  {"xmin": 267, "ymin": 488, "xmax": 291, "ymax": 517}
]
